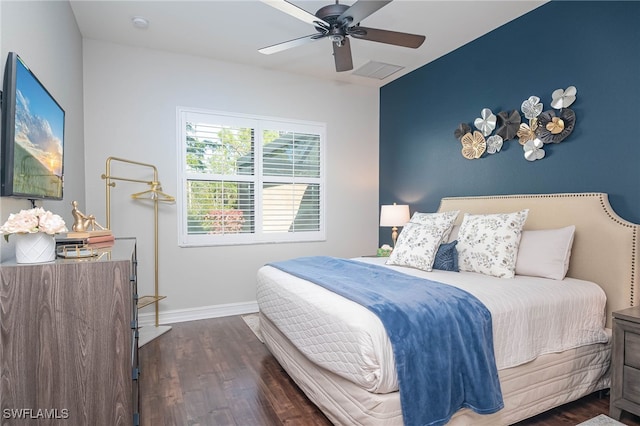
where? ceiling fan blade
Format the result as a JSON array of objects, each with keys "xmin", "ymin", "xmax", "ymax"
[
  {"xmin": 333, "ymin": 38, "xmax": 353, "ymax": 72},
  {"xmin": 351, "ymin": 27, "xmax": 426, "ymax": 48},
  {"xmin": 261, "ymin": 0, "xmax": 329, "ymax": 28},
  {"xmin": 337, "ymin": 0, "xmax": 392, "ymax": 26},
  {"xmin": 259, "ymin": 34, "xmax": 323, "ymax": 55}
]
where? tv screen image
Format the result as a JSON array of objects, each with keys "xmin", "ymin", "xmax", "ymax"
[{"xmin": 1, "ymin": 52, "xmax": 65, "ymax": 200}]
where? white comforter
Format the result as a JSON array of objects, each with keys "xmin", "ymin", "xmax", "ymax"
[{"xmin": 256, "ymin": 257, "xmax": 609, "ymax": 394}]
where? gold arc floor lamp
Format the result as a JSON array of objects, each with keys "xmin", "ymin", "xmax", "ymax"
[{"xmin": 102, "ymin": 156, "xmax": 175, "ymax": 346}]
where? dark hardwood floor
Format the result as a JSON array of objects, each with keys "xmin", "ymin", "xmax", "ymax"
[{"xmin": 139, "ymin": 315, "xmax": 640, "ymax": 426}]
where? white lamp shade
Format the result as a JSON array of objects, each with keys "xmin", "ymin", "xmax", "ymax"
[{"xmin": 380, "ymin": 204, "xmax": 410, "ymax": 227}]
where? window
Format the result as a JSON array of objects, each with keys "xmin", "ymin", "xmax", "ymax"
[{"xmin": 177, "ymin": 108, "xmax": 325, "ymax": 246}]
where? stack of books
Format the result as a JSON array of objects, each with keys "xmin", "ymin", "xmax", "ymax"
[{"xmin": 56, "ymin": 229, "xmax": 115, "ymax": 250}]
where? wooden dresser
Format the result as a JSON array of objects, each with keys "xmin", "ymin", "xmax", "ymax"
[
  {"xmin": 610, "ymin": 305, "xmax": 640, "ymax": 421},
  {"xmin": 0, "ymin": 238, "xmax": 139, "ymax": 425}
]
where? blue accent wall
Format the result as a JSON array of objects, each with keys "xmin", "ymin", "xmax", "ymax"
[{"xmin": 379, "ymin": 1, "xmax": 640, "ymax": 245}]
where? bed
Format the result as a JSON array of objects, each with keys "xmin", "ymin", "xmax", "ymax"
[{"xmin": 256, "ymin": 193, "xmax": 639, "ymax": 425}]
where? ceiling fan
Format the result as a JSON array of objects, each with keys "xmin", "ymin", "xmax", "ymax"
[{"xmin": 259, "ymin": 0, "xmax": 426, "ymax": 72}]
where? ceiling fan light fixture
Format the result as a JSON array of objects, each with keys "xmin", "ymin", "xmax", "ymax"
[{"xmin": 259, "ymin": 0, "xmax": 425, "ymax": 73}]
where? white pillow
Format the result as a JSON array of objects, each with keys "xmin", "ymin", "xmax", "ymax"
[
  {"xmin": 409, "ymin": 210, "xmax": 459, "ymax": 242},
  {"xmin": 515, "ymin": 226, "xmax": 576, "ymax": 280},
  {"xmin": 387, "ymin": 211, "xmax": 459, "ymax": 272},
  {"xmin": 457, "ymin": 210, "xmax": 529, "ymax": 278}
]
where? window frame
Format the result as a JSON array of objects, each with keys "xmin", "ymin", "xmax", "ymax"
[{"xmin": 176, "ymin": 107, "xmax": 326, "ymax": 247}]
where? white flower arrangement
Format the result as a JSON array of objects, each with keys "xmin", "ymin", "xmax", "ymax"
[{"xmin": 0, "ymin": 207, "xmax": 67, "ymax": 242}]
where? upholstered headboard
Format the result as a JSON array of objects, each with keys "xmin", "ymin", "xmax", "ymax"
[{"xmin": 437, "ymin": 193, "xmax": 638, "ymax": 328}]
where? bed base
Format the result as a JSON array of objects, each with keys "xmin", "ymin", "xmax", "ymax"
[{"xmin": 261, "ymin": 313, "xmax": 610, "ymax": 425}]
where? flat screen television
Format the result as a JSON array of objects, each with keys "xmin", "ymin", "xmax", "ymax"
[{"xmin": 1, "ymin": 52, "xmax": 64, "ymax": 200}]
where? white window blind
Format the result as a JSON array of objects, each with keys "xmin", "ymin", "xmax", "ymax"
[{"xmin": 177, "ymin": 108, "xmax": 325, "ymax": 246}]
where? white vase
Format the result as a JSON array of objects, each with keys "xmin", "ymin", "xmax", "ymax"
[{"xmin": 15, "ymin": 233, "xmax": 56, "ymax": 264}]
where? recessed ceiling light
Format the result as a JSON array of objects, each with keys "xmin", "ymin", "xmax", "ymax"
[{"xmin": 131, "ymin": 16, "xmax": 149, "ymax": 30}]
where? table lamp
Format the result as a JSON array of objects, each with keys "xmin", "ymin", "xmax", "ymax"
[{"xmin": 380, "ymin": 203, "xmax": 410, "ymax": 246}]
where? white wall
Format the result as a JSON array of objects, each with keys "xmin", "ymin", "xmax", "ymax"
[
  {"xmin": 82, "ymin": 40, "xmax": 380, "ymax": 323},
  {"xmin": 0, "ymin": 1, "xmax": 84, "ymax": 262}
]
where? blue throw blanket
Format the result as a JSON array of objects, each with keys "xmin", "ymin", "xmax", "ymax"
[{"xmin": 268, "ymin": 256, "xmax": 503, "ymax": 426}]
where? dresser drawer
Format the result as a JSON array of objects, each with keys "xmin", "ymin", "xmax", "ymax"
[
  {"xmin": 626, "ymin": 332, "xmax": 640, "ymax": 369},
  {"xmin": 623, "ymin": 365, "xmax": 640, "ymax": 403}
]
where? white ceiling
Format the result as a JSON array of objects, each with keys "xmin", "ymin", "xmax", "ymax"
[{"xmin": 69, "ymin": 0, "xmax": 547, "ymax": 88}]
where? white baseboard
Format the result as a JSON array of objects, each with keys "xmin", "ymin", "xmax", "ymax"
[{"xmin": 138, "ymin": 300, "xmax": 259, "ymax": 327}]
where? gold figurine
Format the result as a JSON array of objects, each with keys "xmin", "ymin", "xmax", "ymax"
[{"xmin": 71, "ymin": 201, "xmax": 106, "ymax": 232}]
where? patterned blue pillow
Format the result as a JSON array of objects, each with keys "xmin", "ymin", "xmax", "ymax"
[{"xmin": 433, "ymin": 240, "xmax": 459, "ymax": 272}]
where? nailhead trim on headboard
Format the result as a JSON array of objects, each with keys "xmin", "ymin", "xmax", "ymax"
[{"xmin": 596, "ymin": 193, "xmax": 637, "ymax": 306}]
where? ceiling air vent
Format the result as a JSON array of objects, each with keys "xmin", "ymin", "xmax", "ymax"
[{"xmin": 352, "ymin": 61, "xmax": 404, "ymax": 80}]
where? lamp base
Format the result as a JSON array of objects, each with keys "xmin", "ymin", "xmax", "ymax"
[{"xmin": 391, "ymin": 226, "xmax": 399, "ymax": 247}]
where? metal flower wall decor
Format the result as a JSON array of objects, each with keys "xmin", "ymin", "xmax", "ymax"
[{"xmin": 454, "ymin": 86, "xmax": 577, "ymax": 162}]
